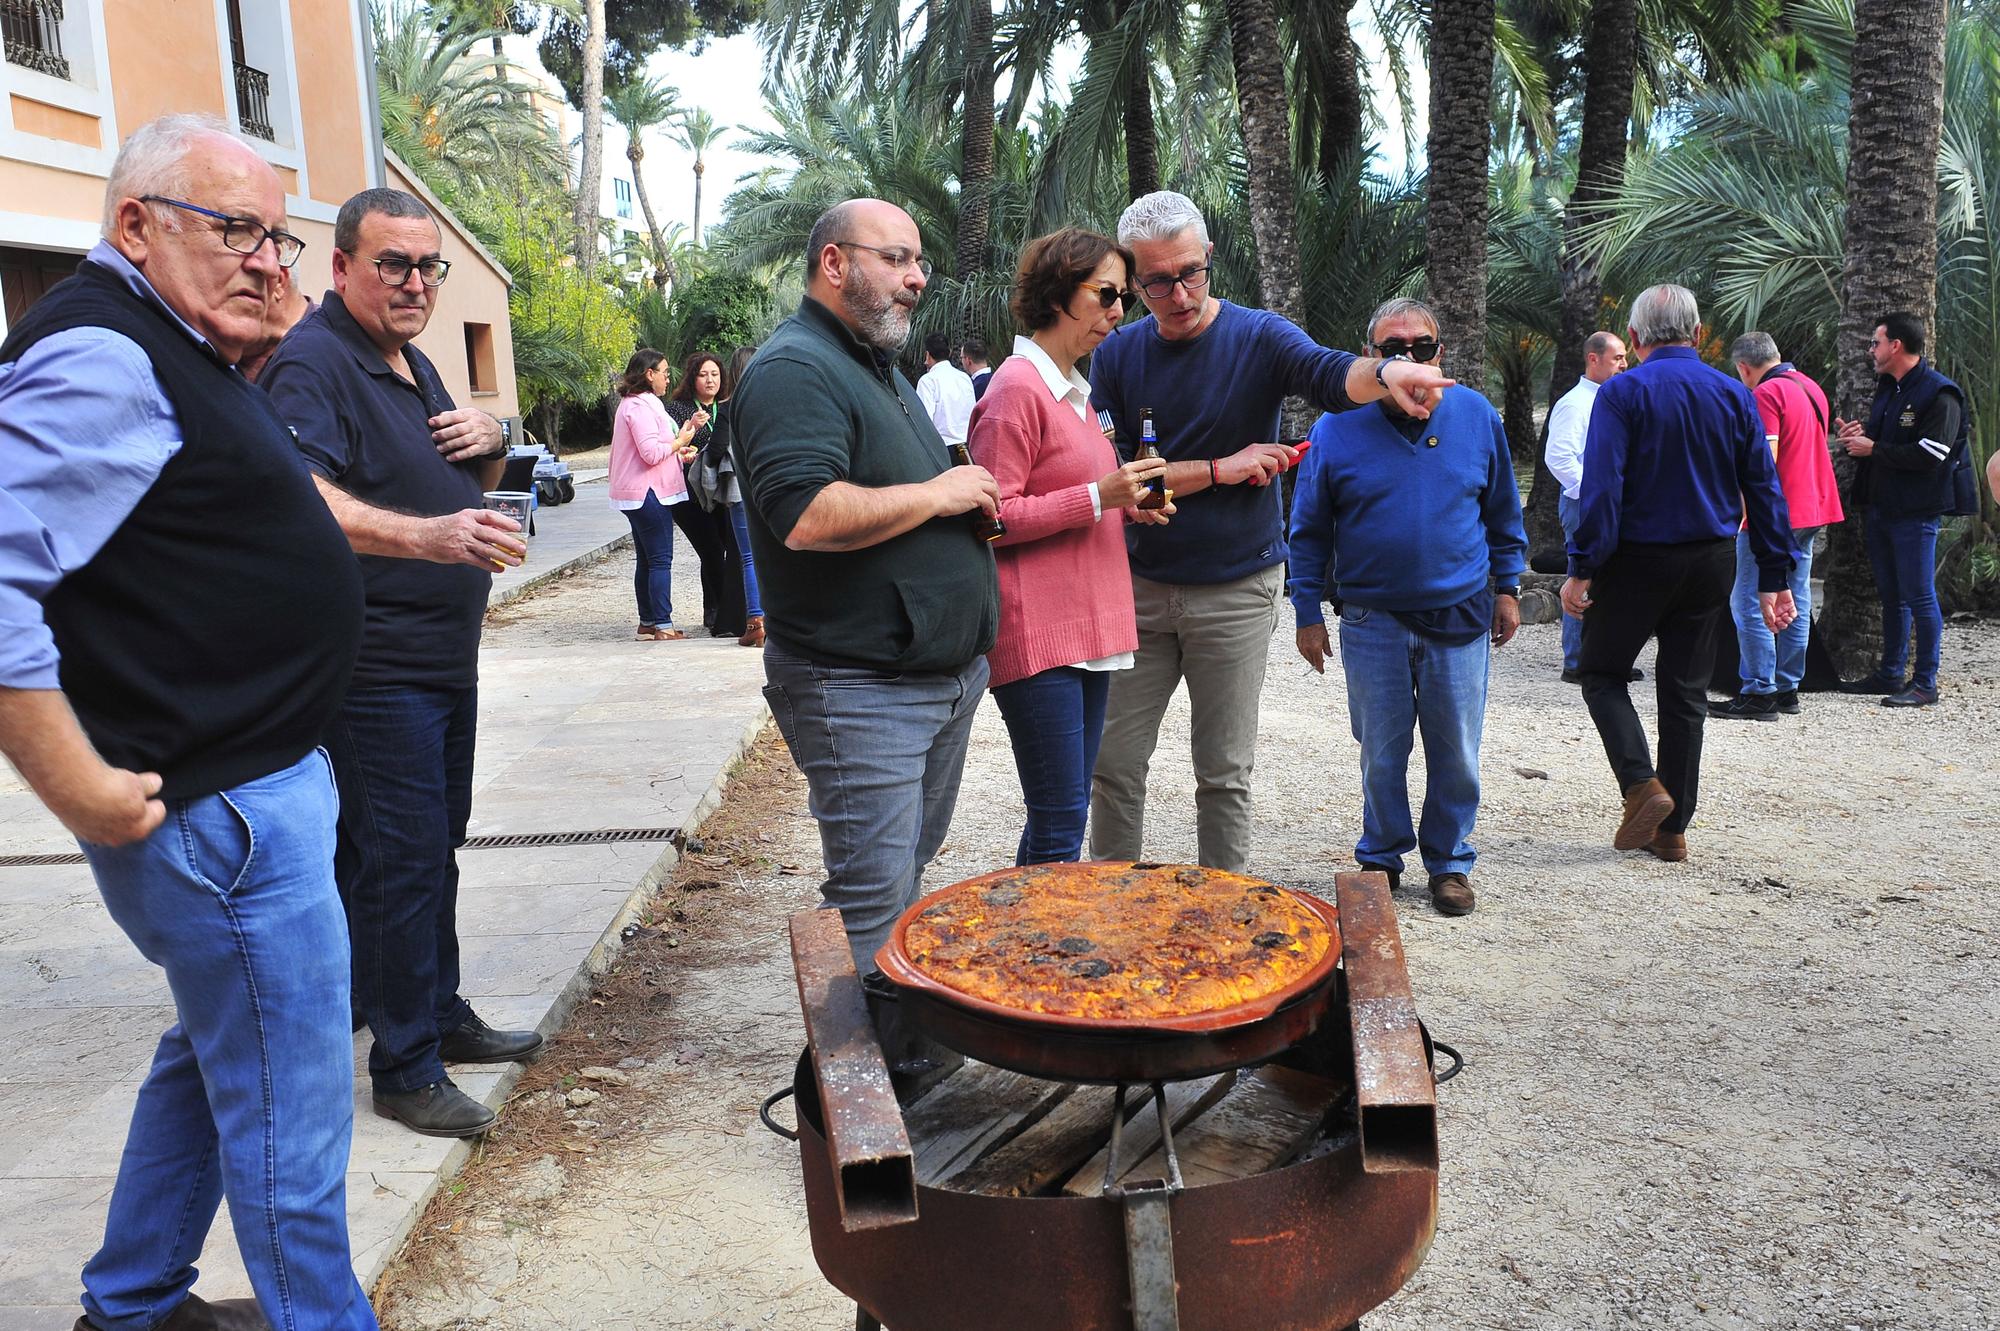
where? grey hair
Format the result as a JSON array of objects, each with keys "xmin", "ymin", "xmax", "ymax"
[
  {"xmin": 1584, "ymin": 330, "xmax": 1623, "ymax": 357},
  {"xmin": 1116, "ymin": 190, "xmax": 1210, "ymax": 248},
  {"xmin": 804, "ymin": 200, "xmax": 863, "ymax": 278},
  {"xmin": 1365, "ymin": 296, "xmax": 1439, "ymax": 345},
  {"xmin": 1628, "ymin": 284, "xmax": 1701, "ymax": 346},
  {"xmin": 102, "ymin": 113, "xmax": 241, "ymax": 237},
  {"xmin": 334, "ymin": 188, "xmax": 434, "ymax": 253},
  {"xmin": 1729, "ymin": 331, "xmax": 1781, "ymax": 367}
]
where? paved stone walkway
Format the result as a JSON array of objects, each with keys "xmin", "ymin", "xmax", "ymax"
[{"xmin": 0, "ymin": 477, "xmax": 771, "ymax": 1329}]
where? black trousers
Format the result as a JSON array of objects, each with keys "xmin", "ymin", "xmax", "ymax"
[
  {"xmin": 669, "ymin": 501, "xmax": 745, "ymax": 636},
  {"xmin": 1578, "ymin": 538, "xmax": 1734, "ymax": 834}
]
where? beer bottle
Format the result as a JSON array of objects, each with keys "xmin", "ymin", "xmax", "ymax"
[
  {"xmin": 1135, "ymin": 406, "xmax": 1167, "ymax": 510},
  {"xmin": 949, "ymin": 442, "xmax": 1007, "ymax": 541}
]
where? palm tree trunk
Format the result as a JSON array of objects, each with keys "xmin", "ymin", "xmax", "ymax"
[
  {"xmin": 1321, "ymin": 1, "xmax": 1361, "ymax": 180},
  {"xmin": 1526, "ymin": 0, "xmax": 1636, "ymax": 564},
  {"xmin": 572, "ymin": 0, "xmax": 606, "ymax": 274},
  {"xmin": 1226, "ymin": 0, "xmax": 1303, "ymax": 326},
  {"xmin": 1821, "ymin": 0, "xmax": 1951, "ymax": 675},
  {"xmin": 628, "ymin": 142, "xmax": 669, "ymax": 290},
  {"xmin": 1424, "ymin": 0, "xmax": 1495, "ymax": 393},
  {"xmin": 1124, "ymin": 45, "xmax": 1159, "ymax": 199},
  {"xmin": 692, "ymin": 160, "xmax": 705, "ymax": 248},
  {"xmin": 954, "ymin": 0, "xmax": 995, "ymax": 343}
]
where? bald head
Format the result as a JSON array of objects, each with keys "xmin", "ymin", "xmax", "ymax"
[{"xmin": 803, "ymin": 197, "xmax": 927, "ymax": 351}]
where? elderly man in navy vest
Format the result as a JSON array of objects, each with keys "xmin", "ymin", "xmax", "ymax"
[
  {"xmin": 0, "ymin": 115, "xmax": 378, "ymax": 1330},
  {"xmin": 1832, "ymin": 312, "xmax": 1969, "ymax": 709},
  {"xmin": 1562, "ymin": 284, "xmax": 1796, "ymax": 863},
  {"xmin": 262, "ymin": 190, "xmax": 539, "ymax": 1140}
]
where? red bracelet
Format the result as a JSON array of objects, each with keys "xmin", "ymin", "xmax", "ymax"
[{"xmin": 1209, "ymin": 458, "xmax": 1220, "ymax": 487}]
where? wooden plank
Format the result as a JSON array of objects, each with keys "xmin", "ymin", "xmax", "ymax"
[
  {"xmin": 1059, "ymin": 1074, "xmax": 1236, "ymax": 1197},
  {"xmin": 903, "ymin": 1061, "xmax": 1076, "ymax": 1187},
  {"xmin": 941, "ymin": 1084, "xmax": 1125, "ymax": 1196},
  {"xmin": 1122, "ymin": 1064, "xmax": 1340, "ymax": 1190}
]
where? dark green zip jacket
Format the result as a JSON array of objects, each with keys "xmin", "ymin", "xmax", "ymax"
[{"xmin": 731, "ymin": 296, "xmax": 999, "ymax": 671}]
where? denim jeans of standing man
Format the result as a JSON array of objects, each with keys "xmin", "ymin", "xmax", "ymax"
[
  {"xmin": 1730, "ymin": 525, "xmax": 1820, "ymax": 695},
  {"xmin": 79, "ymin": 751, "xmax": 378, "ymax": 1331},
  {"xmin": 991, "ymin": 665, "xmax": 1112, "ymax": 866},
  {"xmin": 761, "ymin": 643, "xmax": 987, "ymax": 975},
  {"xmin": 1335, "ymin": 604, "xmax": 1489, "ymax": 878},
  {"xmin": 1559, "ymin": 492, "xmax": 1585, "ymax": 674},
  {"xmin": 325, "ymin": 683, "xmax": 478, "ymax": 1095},
  {"xmin": 622, "ymin": 492, "xmax": 678, "ymax": 630},
  {"xmin": 1863, "ymin": 511, "xmax": 1942, "ymax": 692}
]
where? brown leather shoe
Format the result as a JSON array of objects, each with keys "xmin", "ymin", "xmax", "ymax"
[
  {"xmin": 738, "ymin": 614, "xmax": 765, "ymax": 647},
  {"xmin": 1614, "ymin": 778, "xmax": 1675, "ymax": 851},
  {"xmin": 1428, "ymin": 872, "xmax": 1476, "ymax": 916},
  {"xmin": 1646, "ymin": 831, "xmax": 1688, "ymax": 862}
]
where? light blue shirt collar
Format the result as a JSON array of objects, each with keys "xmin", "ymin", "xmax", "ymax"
[{"xmin": 83, "ymin": 239, "xmax": 221, "ymax": 357}]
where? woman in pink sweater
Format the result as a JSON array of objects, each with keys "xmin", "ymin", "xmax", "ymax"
[
  {"xmin": 609, "ymin": 349, "xmax": 706, "ymax": 640},
  {"xmin": 968, "ymin": 228, "xmax": 1171, "ymax": 864}
]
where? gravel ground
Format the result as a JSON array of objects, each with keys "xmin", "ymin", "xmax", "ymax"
[{"xmin": 382, "ymin": 552, "xmax": 2000, "ymax": 1331}]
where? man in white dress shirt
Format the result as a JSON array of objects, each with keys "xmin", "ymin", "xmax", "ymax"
[
  {"xmin": 916, "ymin": 329, "xmax": 976, "ymax": 446},
  {"xmin": 1544, "ymin": 330, "xmax": 1628, "ymax": 681}
]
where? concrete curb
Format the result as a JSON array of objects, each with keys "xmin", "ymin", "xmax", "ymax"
[{"xmin": 485, "ymin": 531, "xmax": 633, "ymax": 611}]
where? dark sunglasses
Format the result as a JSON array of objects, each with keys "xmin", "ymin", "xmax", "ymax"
[
  {"xmin": 1372, "ymin": 337, "xmax": 1440, "ymax": 363},
  {"xmin": 1076, "ymin": 279, "xmax": 1133, "ymax": 311}
]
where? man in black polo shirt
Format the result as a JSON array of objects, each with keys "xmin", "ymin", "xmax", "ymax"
[
  {"xmin": 263, "ymin": 188, "xmax": 540, "ymax": 1138},
  {"xmin": 731, "ymin": 198, "xmax": 1000, "ymax": 981}
]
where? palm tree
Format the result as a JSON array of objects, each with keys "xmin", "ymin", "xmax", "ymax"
[
  {"xmin": 1821, "ymin": 0, "xmax": 1953, "ymax": 673},
  {"xmin": 956, "ymin": 0, "xmax": 997, "ymax": 341},
  {"xmin": 1226, "ymin": 0, "xmax": 1305, "ymax": 328},
  {"xmin": 605, "ymin": 75, "xmax": 681, "ymax": 289},
  {"xmin": 673, "ymin": 106, "xmax": 728, "ymax": 248},
  {"xmin": 1425, "ymin": 0, "xmax": 1496, "ymax": 391},
  {"xmin": 572, "ymin": 0, "xmax": 607, "ymax": 273}
]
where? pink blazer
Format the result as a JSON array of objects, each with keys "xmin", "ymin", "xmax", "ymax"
[{"xmin": 608, "ymin": 393, "xmax": 687, "ymax": 504}]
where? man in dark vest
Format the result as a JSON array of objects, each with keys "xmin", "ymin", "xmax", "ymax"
[
  {"xmin": 1833, "ymin": 312, "xmax": 1969, "ymax": 708},
  {"xmin": 0, "ymin": 115, "xmax": 378, "ymax": 1330},
  {"xmin": 262, "ymin": 189, "xmax": 538, "ymax": 1139}
]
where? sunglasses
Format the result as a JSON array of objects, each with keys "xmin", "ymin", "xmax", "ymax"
[
  {"xmin": 1372, "ymin": 337, "xmax": 1440, "ymax": 362},
  {"xmin": 1076, "ymin": 279, "xmax": 1133, "ymax": 311}
]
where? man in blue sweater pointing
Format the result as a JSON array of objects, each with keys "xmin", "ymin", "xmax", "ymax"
[
  {"xmin": 1288, "ymin": 298, "xmax": 1527, "ymax": 917},
  {"xmin": 1087, "ymin": 192, "xmax": 1454, "ymax": 873}
]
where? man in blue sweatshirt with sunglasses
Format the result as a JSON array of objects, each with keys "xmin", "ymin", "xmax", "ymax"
[{"xmin": 1288, "ymin": 298, "xmax": 1527, "ymax": 917}]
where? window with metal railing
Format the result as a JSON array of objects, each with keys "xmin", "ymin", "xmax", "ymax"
[
  {"xmin": 2, "ymin": 0, "xmax": 71, "ymax": 80},
  {"xmin": 233, "ymin": 59, "xmax": 273, "ymax": 141}
]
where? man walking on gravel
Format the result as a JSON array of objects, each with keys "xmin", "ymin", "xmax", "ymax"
[
  {"xmin": 263, "ymin": 187, "xmax": 541, "ymax": 1139},
  {"xmin": 1544, "ymin": 330, "xmax": 1628, "ymax": 683},
  {"xmin": 1562, "ymin": 285, "xmax": 1796, "ymax": 863},
  {"xmin": 730, "ymin": 198, "xmax": 1000, "ymax": 978}
]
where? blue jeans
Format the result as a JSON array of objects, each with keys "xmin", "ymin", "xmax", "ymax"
[
  {"xmin": 1731, "ymin": 525, "xmax": 1819, "ymax": 694},
  {"xmin": 1863, "ymin": 512, "xmax": 1942, "ymax": 690},
  {"xmin": 325, "ymin": 684, "xmax": 478, "ymax": 1094},
  {"xmin": 761, "ymin": 643, "xmax": 987, "ymax": 974},
  {"xmin": 729, "ymin": 501, "xmax": 762, "ymax": 619},
  {"xmin": 79, "ymin": 751, "xmax": 377, "ymax": 1331},
  {"xmin": 1559, "ymin": 492, "xmax": 1584, "ymax": 672},
  {"xmin": 623, "ymin": 493, "xmax": 677, "ymax": 629},
  {"xmin": 991, "ymin": 666, "xmax": 1111, "ymax": 865},
  {"xmin": 1335, "ymin": 604, "xmax": 1489, "ymax": 877}
]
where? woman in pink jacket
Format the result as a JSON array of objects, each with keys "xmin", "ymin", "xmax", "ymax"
[
  {"xmin": 609, "ymin": 349, "xmax": 705, "ymax": 640},
  {"xmin": 968, "ymin": 228, "xmax": 1171, "ymax": 864}
]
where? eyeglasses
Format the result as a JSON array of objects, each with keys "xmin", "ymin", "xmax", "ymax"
[
  {"xmin": 140, "ymin": 195, "xmax": 305, "ymax": 268},
  {"xmin": 836, "ymin": 241, "xmax": 932, "ymax": 279},
  {"xmin": 366, "ymin": 255, "xmax": 452, "ymax": 287},
  {"xmin": 1076, "ymin": 280, "xmax": 1133, "ymax": 311},
  {"xmin": 1372, "ymin": 337, "xmax": 1440, "ymax": 363},
  {"xmin": 1135, "ymin": 265, "xmax": 1210, "ymax": 300}
]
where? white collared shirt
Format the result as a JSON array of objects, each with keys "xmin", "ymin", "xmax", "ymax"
[
  {"xmin": 1545, "ymin": 374, "xmax": 1601, "ymax": 500},
  {"xmin": 916, "ymin": 359, "xmax": 976, "ymax": 445}
]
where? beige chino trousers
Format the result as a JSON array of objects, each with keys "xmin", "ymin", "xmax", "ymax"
[{"xmin": 1088, "ymin": 565, "xmax": 1284, "ymax": 872}]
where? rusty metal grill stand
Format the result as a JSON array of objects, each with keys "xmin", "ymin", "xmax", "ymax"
[{"xmin": 1105, "ymin": 1083, "xmax": 1185, "ymax": 1331}]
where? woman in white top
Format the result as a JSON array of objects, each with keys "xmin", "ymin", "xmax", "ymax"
[{"xmin": 608, "ymin": 349, "xmax": 705, "ymax": 640}]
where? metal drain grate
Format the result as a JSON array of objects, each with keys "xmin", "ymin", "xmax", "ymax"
[{"xmin": 0, "ymin": 829, "xmax": 680, "ymax": 869}]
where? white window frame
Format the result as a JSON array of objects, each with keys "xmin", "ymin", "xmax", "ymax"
[
  {"xmin": 213, "ymin": 0, "xmax": 308, "ymax": 192},
  {"xmin": 0, "ymin": 0, "xmax": 118, "ymax": 176}
]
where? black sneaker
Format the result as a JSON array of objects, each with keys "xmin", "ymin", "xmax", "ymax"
[
  {"xmin": 1771, "ymin": 690, "xmax": 1801, "ymax": 714},
  {"xmin": 1882, "ymin": 684, "xmax": 1939, "ymax": 708},
  {"xmin": 1709, "ymin": 693, "xmax": 1779, "ymax": 722},
  {"xmin": 437, "ymin": 1012, "xmax": 544, "ymax": 1064},
  {"xmin": 1839, "ymin": 671, "xmax": 1907, "ymax": 695},
  {"xmin": 1356, "ymin": 862, "xmax": 1402, "ymax": 893},
  {"xmin": 373, "ymin": 1079, "xmax": 495, "ymax": 1137},
  {"xmin": 1559, "ymin": 669, "xmax": 1580, "ymax": 685}
]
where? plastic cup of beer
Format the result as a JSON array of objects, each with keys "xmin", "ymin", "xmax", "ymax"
[{"xmin": 482, "ymin": 491, "xmax": 533, "ymax": 570}]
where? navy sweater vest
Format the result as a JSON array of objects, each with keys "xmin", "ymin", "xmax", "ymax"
[{"xmin": 0, "ymin": 263, "xmax": 363, "ymax": 799}]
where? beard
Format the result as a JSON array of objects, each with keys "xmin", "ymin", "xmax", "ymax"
[{"xmin": 843, "ymin": 265, "xmax": 916, "ymax": 350}]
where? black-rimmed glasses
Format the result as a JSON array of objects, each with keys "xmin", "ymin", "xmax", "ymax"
[
  {"xmin": 139, "ymin": 195, "xmax": 305, "ymax": 268},
  {"xmin": 367, "ymin": 255, "xmax": 452, "ymax": 287},
  {"xmin": 1372, "ymin": 336, "xmax": 1440, "ymax": 363},
  {"xmin": 1076, "ymin": 279, "xmax": 1134, "ymax": 311},
  {"xmin": 1135, "ymin": 265, "xmax": 1210, "ymax": 300},
  {"xmin": 836, "ymin": 241, "xmax": 932, "ymax": 279}
]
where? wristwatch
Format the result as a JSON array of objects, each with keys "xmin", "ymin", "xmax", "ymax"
[
  {"xmin": 1374, "ymin": 353, "xmax": 1409, "ymax": 389},
  {"xmin": 1495, "ymin": 584, "xmax": 1520, "ymax": 599}
]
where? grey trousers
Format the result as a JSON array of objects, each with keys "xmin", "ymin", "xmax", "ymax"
[
  {"xmin": 761, "ymin": 644, "xmax": 988, "ymax": 975},
  {"xmin": 1088, "ymin": 565, "xmax": 1284, "ymax": 872}
]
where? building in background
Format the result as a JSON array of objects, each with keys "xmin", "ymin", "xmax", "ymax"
[{"xmin": 0, "ymin": 0, "xmax": 517, "ymax": 416}]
